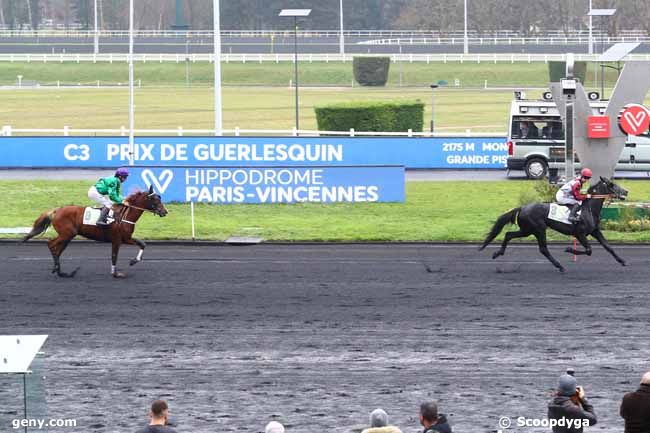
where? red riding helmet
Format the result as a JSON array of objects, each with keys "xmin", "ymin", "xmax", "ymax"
[{"xmin": 580, "ymin": 168, "xmax": 593, "ymax": 179}]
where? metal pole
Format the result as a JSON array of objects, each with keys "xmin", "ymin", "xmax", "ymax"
[
  {"xmin": 339, "ymin": 0, "xmax": 344, "ymax": 55},
  {"xmin": 23, "ymin": 373, "xmax": 27, "ymax": 433},
  {"xmin": 128, "ymin": 0, "xmax": 134, "ymax": 166},
  {"xmin": 589, "ymin": 0, "xmax": 594, "ymax": 54},
  {"xmin": 190, "ymin": 201, "xmax": 195, "ymax": 240},
  {"xmin": 93, "ymin": 0, "xmax": 99, "ymax": 54},
  {"xmin": 213, "ymin": 0, "xmax": 222, "ymax": 135},
  {"xmin": 463, "ymin": 0, "xmax": 468, "ymax": 54},
  {"xmin": 430, "ymin": 88, "xmax": 435, "ymax": 133},
  {"xmin": 566, "ymin": 97, "xmax": 574, "ymax": 179},
  {"xmin": 600, "ymin": 16, "xmax": 605, "ymax": 99},
  {"xmin": 294, "ymin": 16, "xmax": 299, "ymax": 132},
  {"xmin": 185, "ymin": 39, "xmax": 189, "ymax": 87}
]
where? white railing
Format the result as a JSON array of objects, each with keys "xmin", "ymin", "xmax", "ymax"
[
  {"xmin": 359, "ymin": 36, "xmax": 650, "ymax": 46},
  {"xmin": 0, "ymin": 126, "xmax": 505, "ymax": 138},
  {"xmin": 1, "ymin": 52, "xmax": 650, "ymax": 64},
  {"xmin": 0, "ymin": 29, "xmax": 648, "ymax": 40}
]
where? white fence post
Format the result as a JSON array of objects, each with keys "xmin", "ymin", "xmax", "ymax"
[
  {"xmin": 63, "ymin": 126, "xmax": 70, "ymax": 136},
  {"xmin": 235, "ymin": 127, "xmax": 240, "ymax": 136},
  {"xmin": 350, "ymin": 128, "xmax": 355, "ymax": 137},
  {"xmin": 1, "ymin": 125, "xmax": 11, "ymax": 136},
  {"xmin": 190, "ymin": 201, "xmax": 196, "ymax": 240},
  {"xmin": 120, "ymin": 126, "xmax": 126, "ymax": 136},
  {"xmin": 177, "ymin": 127, "xmax": 183, "ymax": 136}
]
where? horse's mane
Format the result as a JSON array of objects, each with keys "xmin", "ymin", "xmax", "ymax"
[{"xmin": 126, "ymin": 189, "xmax": 148, "ymax": 200}]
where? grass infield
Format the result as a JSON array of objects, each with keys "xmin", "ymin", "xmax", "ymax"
[{"xmin": 2, "ymin": 180, "xmax": 649, "ymax": 242}]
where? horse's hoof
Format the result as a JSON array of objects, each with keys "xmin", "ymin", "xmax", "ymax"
[
  {"xmin": 129, "ymin": 259, "xmax": 139, "ymax": 266},
  {"xmin": 492, "ymin": 251, "xmax": 501, "ymax": 260},
  {"xmin": 112, "ymin": 272, "xmax": 126, "ymax": 279},
  {"xmin": 558, "ymin": 266, "xmax": 566, "ymax": 273},
  {"xmin": 564, "ymin": 247, "xmax": 574, "ymax": 253},
  {"xmin": 620, "ymin": 261, "xmax": 627, "ymax": 267}
]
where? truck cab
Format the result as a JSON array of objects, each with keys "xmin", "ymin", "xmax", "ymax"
[{"xmin": 506, "ymin": 91, "xmax": 649, "ymax": 179}]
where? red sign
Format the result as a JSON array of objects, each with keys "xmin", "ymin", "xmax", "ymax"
[
  {"xmin": 588, "ymin": 115, "xmax": 610, "ymax": 139},
  {"xmin": 619, "ymin": 104, "xmax": 650, "ymax": 136}
]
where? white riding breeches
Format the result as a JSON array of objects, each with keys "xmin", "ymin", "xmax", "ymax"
[
  {"xmin": 88, "ymin": 186, "xmax": 114, "ymax": 208},
  {"xmin": 555, "ymin": 190, "xmax": 580, "ymax": 206}
]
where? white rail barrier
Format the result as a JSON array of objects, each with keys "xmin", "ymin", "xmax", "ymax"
[
  {"xmin": 1, "ymin": 53, "xmax": 650, "ymax": 64},
  {"xmin": 0, "ymin": 126, "xmax": 505, "ymax": 138},
  {"xmin": 0, "ymin": 29, "xmax": 648, "ymax": 41}
]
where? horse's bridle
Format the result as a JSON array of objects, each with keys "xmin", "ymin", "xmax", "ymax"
[{"xmin": 120, "ymin": 194, "xmax": 159, "ymax": 225}]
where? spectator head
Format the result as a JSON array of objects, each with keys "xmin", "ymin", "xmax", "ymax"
[
  {"xmin": 369, "ymin": 409, "xmax": 388, "ymax": 428},
  {"xmin": 265, "ymin": 421, "xmax": 285, "ymax": 433},
  {"xmin": 149, "ymin": 400, "xmax": 169, "ymax": 424},
  {"xmin": 558, "ymin": 374, "xmax": 578, "ymax": 396},
  {"xmin": 420, "ymin": 401, "xmax": 439, "ymax": 427},
  {"xmin": 641, "ymin": 372, "xmax": 650, "ymax": 385}
]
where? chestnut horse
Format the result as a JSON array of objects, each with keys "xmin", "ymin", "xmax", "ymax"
[{"xmin": 23, "ymin": 185, "xmax": 168, "ymax": 278}]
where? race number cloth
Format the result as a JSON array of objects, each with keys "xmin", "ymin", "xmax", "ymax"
[
  {"xmin": 82, "ymin": 207, "xmax": 113, "ymax": 226},
  {"xmin": 548, "ymin": 203, "xmax": 579, "ymax": 224}
]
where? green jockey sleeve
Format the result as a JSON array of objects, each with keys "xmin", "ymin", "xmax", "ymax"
[
  {"xmin": 580, "ymin": 181, "xmax": 590, "ymax": 195},
  {"xmin": 95, "ymin": 176, "xmax": 124, "ymax": 203}
]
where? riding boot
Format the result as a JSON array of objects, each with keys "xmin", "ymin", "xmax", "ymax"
[
  {"xmin": 96, "ymin": 207, "xmax": 111, "ymax": 226},
  {"xmin": 568, "ymin": 205, "xmax": 581, "ymax": 224}
]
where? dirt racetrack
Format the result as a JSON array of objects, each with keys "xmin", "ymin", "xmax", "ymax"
[{"xmin": 2, "ymin": 242, "xmax": 650, "ymax": 433}]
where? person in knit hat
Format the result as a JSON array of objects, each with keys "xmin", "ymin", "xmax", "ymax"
[
  {"xmin": 361, "ymin": 408, "xmax": 402, "ymax": 433},
  {"xmin": 547, "ymin": 374, "xmax": 597, "ymax": 433},
  {"xmin": 620, "ymin": 371, "xmax": 650, "ymax": 433}
]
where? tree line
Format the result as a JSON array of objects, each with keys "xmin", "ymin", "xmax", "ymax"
[{"xmin": 1, "ymin": 0, "xmax": 649, "ymax": 35}]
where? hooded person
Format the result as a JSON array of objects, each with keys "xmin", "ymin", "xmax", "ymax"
[
  {"xmin": 620, "ymin": 371, "xmax": 650, "ymax": 433},
  {"xmin": 361, "ymin": 408, "xmax": 403, "ymax": 433},
  {"xmin": 419, "ymin": 401, "xmax": 452, "ymax": 433},
  {"xmin": 548, "ymin": 374, "xmax": 597, "ymax": 433}
]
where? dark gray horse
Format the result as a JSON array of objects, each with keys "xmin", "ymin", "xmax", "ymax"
[{"xmin": 480, "ymin": 177, "xmax": 628, "ymax": 272}]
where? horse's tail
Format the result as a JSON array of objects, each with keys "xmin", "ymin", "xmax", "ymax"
[
  {"xmin": 479, "ymin": 208, "xmax": 520, "ymax": 251},
  {"xmin": 23, "ymin": 209, "xmax": 56, "ymax": 242}
]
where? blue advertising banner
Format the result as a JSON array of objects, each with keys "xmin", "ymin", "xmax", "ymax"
[
  {"xmin": 123, "ymin": 166, "xmax": 405, "ymax": 204},
  {"xmin": 0, "ymin": 136, "xmax": 508, "ymax": 169}
]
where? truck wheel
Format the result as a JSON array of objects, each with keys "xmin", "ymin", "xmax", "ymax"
[{"xmin": 525, "ymin": 158, "xmax": 548, "ymax": 180}]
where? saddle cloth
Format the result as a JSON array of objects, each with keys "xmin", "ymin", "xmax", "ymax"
[
  {"xmin": 82, "ymin": 207, "xmax": 115, "ymax": 226},
  {"xmin": 548, "ymin": 203, "xmax": 580, "ymax": 224}
]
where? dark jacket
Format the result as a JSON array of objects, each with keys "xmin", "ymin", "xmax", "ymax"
[
  {"xmin": 620, "ymin": 384, "xmax": 650, "ymax": 433},
  {"xmin": 423, "ymin": 414, "xmax": 452, "ymax": 433},
  {"xmin": 548, "ymin": 395, "xmax": 597, "ymax": 433}
]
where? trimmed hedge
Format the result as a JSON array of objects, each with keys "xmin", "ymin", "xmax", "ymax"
[
  {"xmin": 548, "ymin": 61, "xmax": 587, "ymax": 83},
  {"xmin": 314, "ymin": 100, "xmax": 424, "ymax": 132},
  {"xmin": 353, "ymin": 56, "xmax": 391, "ymax": 86}
]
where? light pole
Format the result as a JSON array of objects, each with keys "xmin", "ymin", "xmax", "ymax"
[
  {"xmin": 463, "ymin": 0, "xmax": 468, "ymax": 54},
  {"xmin": 128, "ymin": 0, "xmax": 134, "ymax": 166},
  {"xmin": 214, "ymin": 0, "xmax": 222, "ymax": 135},
  {"xmin": 93, "ymin": 0, "xmax": 99, "ymax": 54},
  {"xmin": 588, "ymin": 0, "xmax": 593, "ymax": 55},
  {"xmin": 588, "ymin": 8, "xmax": 616, "ymax": 99},
  {"xmin": 430, "ymin": 84, "xmax": 438, "ymax": 133},
  {"xmin": 339, "ymin": 0, "xmax": 344, "ymax": 55},
  {"xmin": 279, "ymin": 9, "xmax": 311, "ymax": 133}
]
